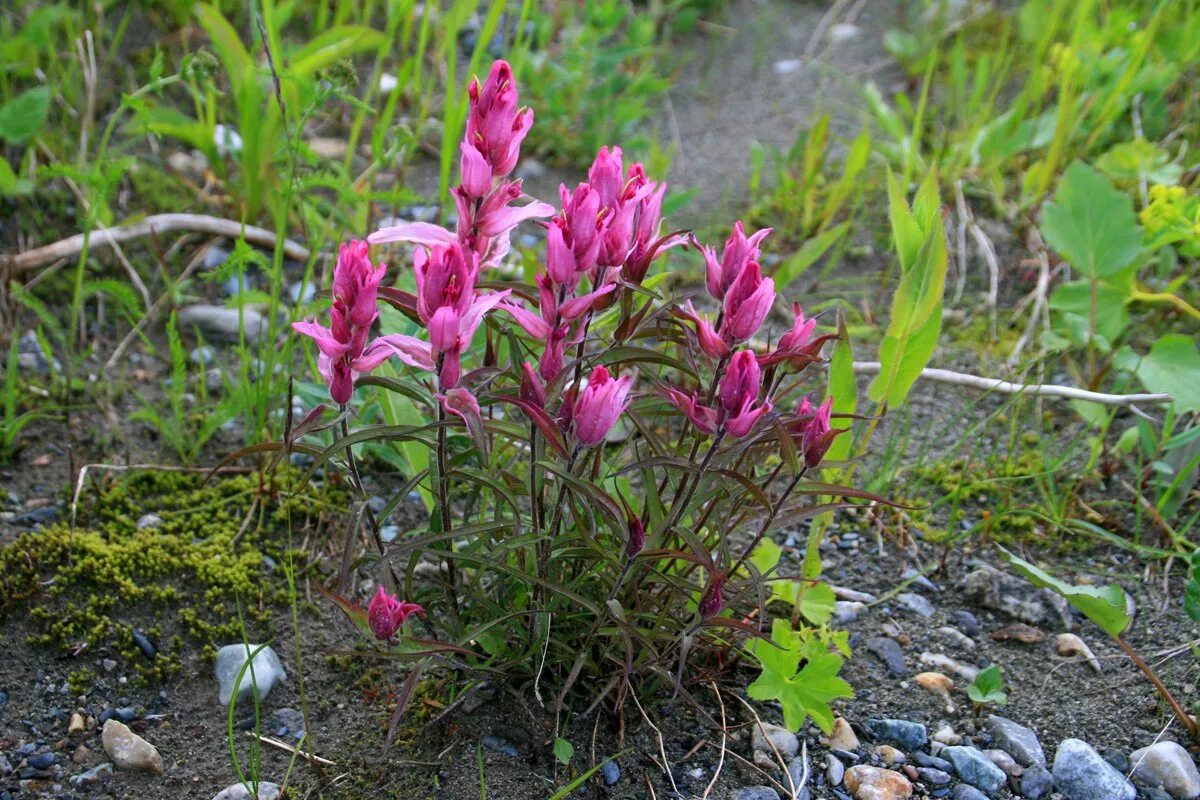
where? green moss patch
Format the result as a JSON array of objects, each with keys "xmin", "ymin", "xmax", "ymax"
[{"xmin": 0, "ymin": 468, "xmax": 343, "ymax": 683}]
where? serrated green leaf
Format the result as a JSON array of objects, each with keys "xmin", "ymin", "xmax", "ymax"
[
  {"xmin": 750, "ymin": 538, "xmax": 782, "ymax": 578},
  {"xmin": 1041, "ymin": 161, "xmax": 1143, "ymax": 278},
  {"xmin": 998, "ymin": 547, "xmax": 1130, "ymax": 637},
  {"xmin": 746, "ymin": 619, "xmax": 853, "ymax": 733}
]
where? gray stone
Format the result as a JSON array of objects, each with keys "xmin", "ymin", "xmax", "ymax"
[
  {"xmin": 952, "ymin": 610, "xmax": 980, "ymax": 636},
  {"xmin": 753, "ymin": 722, "xmax": 800, "ymax": 760},
  {"xmin": 951, "ymin": 785, "xmax": 988, "ymax": 800},
  {"xmin": 960, "ymin": 565, "xmax": 1072, "ymax": 629},
  {"xmin": 736, "ymin": 787, "xmax": 781, "ymax": 800},
  {"xmin": 482, "ymin": 736, "xmax": 518, "ymax": 758},
  {"xmin": 1020, "ymin": 763, "xmax": 1054, "ymax": 799},
  {"xmin": 786, "ymin": 754, "xmax": 810, "ymax": 798},
  {"xmin": 136, "ymin": 514, "xmax": 163, "ymax": 530},
  {"xmin": 827, "ymin": 753, "xmax": 846, "ymax": 785},
  {"xmin": 211, "ymin": 782, "xmax": 282, "ymax": 800},
  {"xmin": 913, "ymin": 752, "xmax": 953, "ymax": 772},
  {"xmin": 916, "ymin": 767, "xmax": 951, "ymax": 785},
  {"xmin": 177, "ymin": 304, "xmax": 269, "ymax": 344},
  {"xmin": 985, "ymin": 715, "xmax": 1046, "ymax": 767},
  {"xmin": 1052, "ymin": 738, "xmax": 1135, "ymax": 800},
  {"xmin": 600, "ymin": 759, "xmax": 620, "ymax": 786},
  {"xmin": 943, "ymin": 746, "xmax": 1006, "ymax": 793},
  {"xmin": 982, "ymin": 749, "xmax": 1021, "ymax": 777},
  {"xmin": 834, "ymin": 601, "xmax": 866, "ymax": 624},
  {"xmin": 215, "ymin": 644, "xmax": 286, "ymax": 706},
  {"xmin": 1130, "ymin": 742, "xmax": 1200, "ymax": 799},
  {"xmin": 68, "ymin": 762, "xmax": 112, "ymax": 788},
  {"xmin": 866, "ymin": 719, "xmax": 927, "ymax": 751},
  {"xmin": 865, "ymin": 637, "xmax": 909, "ymax": 677}
]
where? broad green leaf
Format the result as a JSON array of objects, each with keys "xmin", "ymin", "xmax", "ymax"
[
  {"xmin": 0, "ymin": 86, "xmax": 51, "ymax": 144},
  {"xmin": 794, "ymin": 581, "xmax": 836, "ymax": 625},
  {"xmin": 1049, "ymin": 280, "xmax": 1130, "ymax": 343},
  {"xmin": 552, "ymin": 738, "xmax": 574, "ymax": 766},
  {"xmin": 749, "ymin": 538, "xmax": 782, "ymax": 578},
  {"xmin": 0, "ymin": 157, "xmax": 33, "ymax": 196},
  {"xmin": 825, "ymin": 311, "xmax": 857, "ymax": 466},
  {"xmin": 746, "ymin": 619, "xmax": 853, "ymax": 733},
  {"xmin": 1041, "ymin": 161, "xmax": 1143, "ymax": 278},
  {"xmin": 967, "ymin": 664, "xmax": 1007, "ymax": 705},
  {"xmin": 998, "ymin": 547, "xmax": 1130, "ymax": 637},
  {"xmin": 886, "ymin": 170, "xmax": 923, "ymax": 271},
  {"xmin": 1096, "ymin": 139, "xmax": 1183, "ymax": 186},
  {"xmin": 1136, "ymin": 334, "xmax": 1200, "ymax": 414}
]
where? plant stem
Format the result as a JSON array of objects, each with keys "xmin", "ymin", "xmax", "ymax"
[
  {"xmin": 434, "ymin": 368, "xmax": 459, "ymax": 615},
  {"xmin": 1115, "ymin": 634, "xmax": 1198, "ymax": 738},
  {"xmin": 729, "ymin": 466, "xmax": 808, "ymax": 578}
]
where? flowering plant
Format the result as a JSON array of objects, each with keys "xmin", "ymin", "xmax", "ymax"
[{"xmin": 283, "ymin": 59, "xmax": 888, "ymax": 734}]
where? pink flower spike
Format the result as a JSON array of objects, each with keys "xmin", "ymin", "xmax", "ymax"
[
  {"xmin": 571, "ymin": 365, "xmax": 634, "ymax": 447},
  {"xmin": 368, "ymin": 221, "xmax": 458, "ymax": 247},
  {"xmin": 718, "ymin": 350, "xmax": 762, "ymax": 417},
  {"xmin": 588, "ymin": 146, "xmax": 624, "ymax": 208},
  {"xmin": 332, "ymin": 241, "xmax": 386, "ymax": 328},
  {"xmin": 466, "ymin": 60, "xmax": 531, "ymax": 177},
  {"xmin": 519, "ymin": 361, "xmax": 547, "ymax": 407},
  {"xmin": 367, "ymin": 586, "xmax": 424, "ymax": 641}
]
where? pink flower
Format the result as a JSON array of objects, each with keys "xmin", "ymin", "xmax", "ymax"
[
  {"xmin": 623, "ymin": 181, "xmax": 687, "ymax": 285},
  {"xmin": 414, "ymin": 242, "xmax": 478, "ymax": 324},
  {"xmin": 293, "ymin": 241, "xmax": 432, "ymax": 404},
  {"xmin": 718, "ymin": 350, "xmax": 773, "ymax": 437},
  {"xmin": 698, "ymin": 572, "xmax": 724, "ymax": 618},
  {"xmin": 778, "ymin": 303, "xmax": 816, "ymax": 352},
  {"xmin": 427, "ymin": 289, "xmax": 509, "ymax": 388},
  {"xmin": 798, "ymin": 396, "xmax": 844, "ymax": 468},
  {"xmin": 519, "ymin": 361, "xmax": 546, "ymax": 407},
  {"xmin": 626, "ymin": 516, "xmax": 645, "ymax": 559},
  {"xmin": 367, "ymin": 586, "xmax": 424, "ymax": 641},
  {"xmin": 440, "ymin": 387, "xmax": 489, "ymax": 461},
  {"xmin": 587, "ymin": 146, "xmax": 625, "ymax": 208},
  {"xmin": 703, "ymin": 221, "xmax": 771, "ymax": 301},
  {"xmin": 662, "ymin": 349, "xmax": 772, "ymax": 439},
  {"xmin": 466, "ymin": 60, "xmax": 533, "ymax": 177},
  {"xmin": 571, "ymin": 365, "xmax": 633, "ymax": 446},
  {"xmin": 675, "ymin": 301, "xmax": 731, "ymax": 360},
  {"xmin": 722, "ymin": 261, "xmax": 775, "ymax": 342},
  {"xmin": 460, "ymin": 142, "xmax": 493, "ymax": 199}
]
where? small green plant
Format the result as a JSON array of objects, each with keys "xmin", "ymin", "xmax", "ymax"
[
  {"xmin": 967, "ymin": 664, "xmax": 1008, "ymax": 709},
  {"xmin": 1001, "ymin": 547, "xmax": 1199, "ymax": 738},
  {"xmin": 745, "ymin": 618, "xmax": 854, "ymax": 733},
  {"xmin": 130, "ymin": 312, "xmax": 242, "ymax": 464}
]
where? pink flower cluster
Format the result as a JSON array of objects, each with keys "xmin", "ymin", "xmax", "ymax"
[
  {"xmin": 367, "ymin": 586, "xmax": 424, "ymax": 641},
  {"xmin": 501, "ymin": 145, "xmax": 685, "ymax": 382}
]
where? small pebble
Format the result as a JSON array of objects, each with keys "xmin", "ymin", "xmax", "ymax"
[
  {"xmin": 482, "ymin": 736, "xmax": 518, "ymax": 758},
  {"xmin": 600, "ymin": 759, "xmax": 620, "ymax": 786},
  {"xmin": 866, "ymin": 719, "xmax": 927, "ymax": 752}
]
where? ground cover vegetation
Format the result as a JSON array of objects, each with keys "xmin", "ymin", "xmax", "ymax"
[{"xmin": 0, "ymin": 0, "xmax": 1198, "ymax": 798}]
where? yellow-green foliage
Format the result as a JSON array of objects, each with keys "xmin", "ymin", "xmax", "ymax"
[{"xmin": 0, "ymin": 468, "xmax": 342, "ymax": 683}]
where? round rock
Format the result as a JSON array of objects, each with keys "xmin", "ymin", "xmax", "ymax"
[{"xmin": 1130, "ymin": 741, "xmax": 1200, "ymax": 800}]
